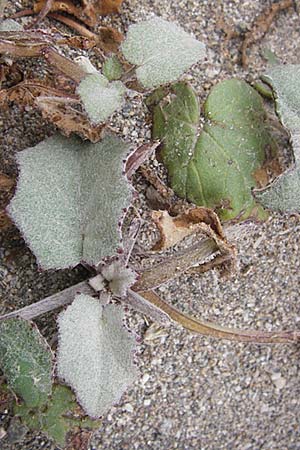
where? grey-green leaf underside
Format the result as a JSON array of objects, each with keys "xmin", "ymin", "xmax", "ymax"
[
  {"xmin": 77, "ymin": 73, "xmax": 125, "ymax": 124},
  {"xmin": 121, "ymin": 17, "xmax": 205, "ymax": 89},
  {"xmin": 255, "ymin": 65, "xmax": 300, "ymax": 213},
  {"xmin": 0, "ymin": 319, "xmax": 52, "ymax": 408},
  {"xmin": 8, "ymin": 134, "xmax": 132, "ymax": 269},
  {"xmin": 152, "ymin": 80, "xmax": 276, "ymax": 221},
  {"xmin": 103, "ymin": 56, "xmax": 124, "ymax": 81},
  {"xmin": 57, "ymin": 294, "xmax": 137, "ymax": 418}
]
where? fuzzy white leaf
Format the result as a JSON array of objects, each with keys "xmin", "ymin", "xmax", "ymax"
[
  {"xmin": 121, "ymin": 17, "xmax": 205, "ymax": 88},
  {"xmin": 8, "ymin": 134, "xmax": 132, "ymax": 269},
  {"xmin": 88, "ymin": 274, "xmax": 105, "ymax": 292},
  {"xmin": 0, "ymin": 19, "xmax": 22, "ymax": 31},
  {"xmin": 78, "ymin": 73, "xmax": 125, "ymax": 124},
  {"xmin": 57, "ymin": 294, "xmax": 137, "ymax": 418},
  {"xmin": 255, "ymin": 65, "xmax": 300, "ymax": 212},
  {"xmin": 101, "ymin": 260, "xmax": 137, "ymax": 297},
  {"xmin": 74, "ymin": 56, "xmax": 98, "ymax": 75}
]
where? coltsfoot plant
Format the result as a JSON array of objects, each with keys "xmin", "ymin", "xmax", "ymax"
[{"xmin": 0, "ymin": 9, "xmax": 300, "ymax": 449}]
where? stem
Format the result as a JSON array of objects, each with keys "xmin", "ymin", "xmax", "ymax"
[
  {"xmin": 43, "ymin": 47, "xmax": 86, "ymax": 82},
  {"xmin": 137, "ymin": 290, "xmax": 300, "ymax": 344},
  {"xmin": 26, "ymin": 0, "xmax": 54, "ymax": 28},
  {"xmin": 133, "ymin": 237, "xmax": 219, "ymax": 291},
  {"xmin": 0, "ymin": 36, "xmax": 86, "ymax": 83},
  {"xmin": 0, "ymin": 281, "xmax": 93, "ymax": 321},
  {"xmin": 48, "ymin": 12, "xmax": 97, "ymax": 40},
  {"xmin": 1, "ymin": 278, "xmax": 299, "ymax": 344}
]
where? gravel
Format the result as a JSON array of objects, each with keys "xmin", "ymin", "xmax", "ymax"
[{"xmin": 1, "ymin": 1, "xmax": 300, "ymax": 449}]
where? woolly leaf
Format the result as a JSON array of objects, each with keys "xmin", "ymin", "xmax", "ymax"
[
  {"xmin": 153, "ymin": 80, "xmax": 277, "ymax": 220},
  {"xmin": 8, "ymin": 134, "xmax": 132, "ymax": 269},
  {"xmin": 101, "ymin": 260, "xmax": 137, "ymax": 296},
  {"xmin": 77, "ymin": 73, "xmax": 125, "ymax": 124},
  {"xmin": 121, "ymin": 17, "xmax": 205, "ymax": 89},
  {"xmin": 103, "ymin": 56, "xmax": 124, "ymax": 81},
  {"xmin": 254, "ymin": 65, "xmax": 300, "ymax": 212},
  {"xmin": 57, "ymin": 294, "xmax": 137, "ymax": 418},
  {"xmin": 0, "ymin": 319, "xmax": 52, "ymax": 408},
  {"xmin": 15, "ymin": 384, "xmax": 99, "ymax": 448},
  {"xmin": 0, "ymin": 19, "xmax": 23, "ymax": 31}
]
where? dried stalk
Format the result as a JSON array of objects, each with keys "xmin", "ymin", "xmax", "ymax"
[
  {"xmin": 136, "ymin": 290, "xmax": 300, "ymax": 344},
  {"xmin": 0, "ymin": 281, "xmax": 93, "ymax": 321},
  {"xmin": 133, "ymin": 237, "xmax": 219, "ymax": 291},
  {"xmin": 1, "ymin": 271, "xmax": 299, "ymax": 344},
  {"xmin": 0, "ymin": 33, "xmax": 86, "ymax": 82}
]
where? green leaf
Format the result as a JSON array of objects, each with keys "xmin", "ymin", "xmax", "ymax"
[
  {"xmin": 0, "ymin": 319, "xmax": 52, "ymax": 408},
  {"xmin": 153, "ymin": 80, "xmax": 276, "ymax": 220},
  {"xmin": 8, "ymin": 134, "xmax": 132, "ymax": 269},
  {"xmin": 15, "ymin": 384, "xmax": 99, "ymax": 448},
  {"xmin": 77, "ymin": 73, "xmax": 125, "ymax": 124},
  {"xmin": 254, "ymin": 65, "xmax": 300, "ymax": 212},
  {"xmin": 57, "ymin": 294, "xmax": 137, "ymax": 418},
  {"xmin": 121, "ymin": 17, "xmax": 205, "ymax": 89},
  {"xmin": 103, "ymin": 56, "xmax": 124, "ymax": 81}
]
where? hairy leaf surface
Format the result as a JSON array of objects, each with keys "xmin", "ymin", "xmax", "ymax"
[
  {"xmin": 101, "ymin": 260, "xmax": 137, "ymax": 296},
  {"xmin": 0, "ymin": 319, "xmax": 52, "ymax": 408},
  {"xmin": 121, "ymin": 17, "xmax": 205, "ymax": 88},
  {"xmin": 255, "ymin": 65, "xmax": 300, "ymax": 212},
  {"xmin": 77, "ymin": 73, "xmax": 125, "ymax": 124},
  {"xmin": 57, "ymin": 294, "xmax": 137, "ymax": 418},
  {"xmin": 153, "ymin": 80, "xmax": 276, "ymax": 220},
  {"xmin": 8, "ymin": 134, "xmax": 132, "ymax": 269}
]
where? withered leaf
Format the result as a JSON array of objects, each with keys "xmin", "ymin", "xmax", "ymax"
[
  {"xmin": 0, "ymin": 172, "xmax": 14, "ymax": 230},
  {"xmin": 0, "ymin": 80, "xmax": 76, "ymax": 107},
  {"xmin": 36, "ymin": 96, "xmax": 105, "ymax": 142},
  {"xmin": 152, "ymin": 206, "xmax": 225, "ymax": 251},
  {"xmin": 96, "ymin": 0, "xmax": 124, "ymax": 15},
  {"xmin": 33, "ymin": 0, "xmax": 96, "ymax": 27}
]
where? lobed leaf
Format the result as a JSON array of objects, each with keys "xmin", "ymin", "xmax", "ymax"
[
  {"xmin": 152, "ymin": 80, "xmax": 277, "ymax": 220},
  {"xmin": 77, "ymin": 73, "xmax": 125, "ymax": 124},
  {"xmin": 254, "ymin": 65, "xmax": 300, "ymax": 212},
  {"xmin": 8, "ymin": 134, "xmax": 132, "ymax": 269},
  {"xmin": 121, "ymin": 17, "xmax": 205, "ymax": 89},
  {"xmin": 57, "ymin": 294, "xmax": 137, "ymax": 418},
  {"xmin": 0, "ymin": 318, "xmax": 52, "ymax": 408}
]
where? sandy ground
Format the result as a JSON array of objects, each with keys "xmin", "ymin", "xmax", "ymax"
[{"xmin": 1, "ymin": 1, "xmax": 300, "ymax": 449}]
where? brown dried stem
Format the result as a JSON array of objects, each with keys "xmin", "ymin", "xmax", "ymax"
[
  {"xmin": 0, "ymin": 281, "xmax": 93, "ymax": 321},
  {"xmin": 0, "ymin": 34, "xmax": 86, "ymax": 82},
  {"xmin": 242, "ymin": 0, "xmax": 294, "ymax": 67},
  {"xmin": 137, "ymin": 290, "xmax": 300, "ymax": 344}
]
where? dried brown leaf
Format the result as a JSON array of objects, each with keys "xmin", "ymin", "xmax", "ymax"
[
  {"xmin": 0, "ymin": 173, "xmax": 14, "ymax": 191},
  {"xmin": 36, "ymin": 96, "xmax": 105, "ymax": 142},
  {"xmin": 152, "ymin": 206, "xmax": 225, "ymax": 251},
  {"xmin": 0, "ymin": 173, "xmax": 14, "ymax": 230},
  {"xmin": 0, "ymin": 210, "xmax": 13, "ymax": 230},
  {"xmin": 33, "ymin": 0, "xmax": 96, "ymax": 27},
  {"xmin": 98, "ymin": 26, "xmax": 124, "ymax": 53},
  {"xmin": 95, "ymin": 0, "xmax": 124, "ymax": 15},
  {"xmin": 0, "ymin": 80, "xmax": 77, "ymax": 107}
]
